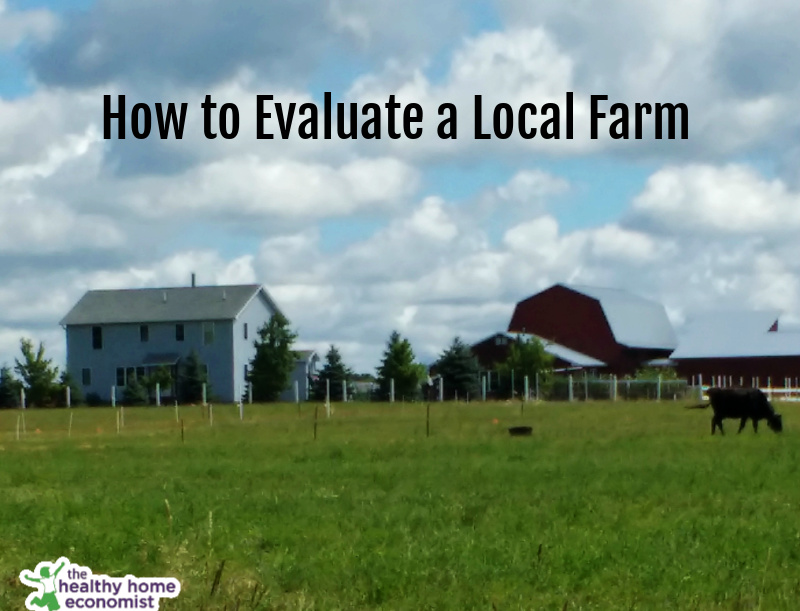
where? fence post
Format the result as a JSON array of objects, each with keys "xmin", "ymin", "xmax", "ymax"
[
  {"xmin": 111, "ymin": 385, "xmax": 116, "ymax": 408},
  {"xmin": 248, "ymin": 382, "xmax": 253, "ymax": 404},
  {"xmin": 390, "ymin": 378, "xmax": 395, "ymax": 403},
  {"xmin": 584, "ymin": 370, "xmax": 589, "ymax": 401},
  {"xmin": 66, "ymin": 386, "xmax": 71, "ymax": 408},
  {"xmin": 343, "ymin": 380, "xmax": 347, "ymax": 403},
  {"xmin": 481, "ymin": 376, "xmax": 486, "ymax": 401},
  {"xmin": 568, "ymin": 375, "xmax": 574, "ymax": 402},
  {"xmin": 524, "ymin": 376, "xmax": 529, "ymax": 402},
  {"xmin": 20, "ymin": 387, "xmax": 26, "ymax": 409},
  {"xmin": 438, "ymin": 377, "xmax": 444, "ymax": 402},
  {"xmin": 156, "ymin": 383, "xmax": 161, "ymax": 407},
  {"xmin": 535, "ymin": 372, "xmax": 540, "ymax": 401},
  {"xmin": 657, "ymin": 375, "xmax": 662, "ymax": 401},
  {"xmin": 326, "ymin": 379, "xmax": 331, "ymax": 418}
]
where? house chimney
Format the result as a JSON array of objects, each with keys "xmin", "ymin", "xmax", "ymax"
[{"xmin": 191, "ymin": 272, "xmax": 196, "ymax": 288}]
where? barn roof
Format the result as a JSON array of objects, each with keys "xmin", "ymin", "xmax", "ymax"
[
  {"xmin": 670, "ymin": 310, "xmax": 800, "ymax": 359},
  {"xmin": 60, "ymin": 284, "xmax": 282, "ymax": 325},
  {"xmin": 516, "ymin": 333, "xmax": 607, "ymax": 368},
  {"xmin": 565, "ymin": 284, "xmax": 678, "ymax": 350},
  {"xmin": 541, "ymin": 339, "xmax": 607, "ymax": 368}
]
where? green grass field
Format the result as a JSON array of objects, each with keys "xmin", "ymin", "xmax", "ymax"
[{"xmin": 2, "ymin": 400, "xmax": 799, "ymax": 610}]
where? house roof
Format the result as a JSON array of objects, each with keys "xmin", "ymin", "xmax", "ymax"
[
  {"xmin": 564, "ymin": 284, "xmax": 678, "ymax": 350},
  {"xmin": 472, "ymin": 332, "xmax": 514, "ymax": 345},
  {"xmin": 670, "ymin": 310, "xmax": 800, "ymax": 359},
  {"xmin": 60, "ymin": 284, "xmax": 282, "ymax": 326}
]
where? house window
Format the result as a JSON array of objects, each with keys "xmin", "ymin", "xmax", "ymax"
[
  {"xmin": 244, "ymin": 323, "xmax": 248, "ymax": 340},
  {"xmin": 92, "ymin": 326, "xmax": 103, "ymax": 350},
  {"xmin": 81, "ymin": 368, "xmax": 91, "ymax": 386},
  {"xmin": 176, "ymin": 324, "xmax": 185, "ymax": 342},
  {"xmin": 140, "ymin": 325, "xmax": 149, "ymax": 342},
  {"xmin": 203, "ymin": 322, "xmax": 215, "ymax": 345},
  {"xmin": 116, "ymin": 367, "xmax": 125, "ymax": 387}
]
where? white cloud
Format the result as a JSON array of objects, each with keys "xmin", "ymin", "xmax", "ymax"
[
  {"xmin": 0, "ymin": 0, "xmax": 55, "ymax": 50},
  {"xmin": 629, "ymin": 164, "xmax": 800, "ymax": 234},
  {"xmin": 143, "ymin": 156, "xmax": 419, "ymax": 220},
  {"xmin": 346, "ymin": 27, "xmax": 601, "ymax": 159}
]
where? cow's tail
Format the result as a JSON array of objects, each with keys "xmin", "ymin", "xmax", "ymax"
[{"xmin": 684, "ymin": 402, "xmax": 709, "ymax": 410}]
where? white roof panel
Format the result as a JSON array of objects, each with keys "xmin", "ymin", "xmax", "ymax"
[
  {"xmin": 566, "ymin": 284, "xmax": 678, "ymax": 350},
  {"xmin": 518, "ymin": 333, "xmax": 607, "ymax": 367},
  {"xmin": 670, "ymin": 310, "xmax": 799, "ymax": 358}
]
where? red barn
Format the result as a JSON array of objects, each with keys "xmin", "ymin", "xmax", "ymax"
[
  {"xmin": 471, "ymin": 333, "xmax": 514, "ymax": 370},
  {"xmin": 670, "ymin": 311, "xmax": 800, "ymax": 385},
  {"xmin": 471, "ymin": 331, "xmax": 605, "ymax": 372},
  {"xmin": 507, "ymin": 284, "xmax": 677, "ymax": 376}
]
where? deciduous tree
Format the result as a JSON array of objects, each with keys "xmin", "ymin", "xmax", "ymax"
[
  {"xmin": 14, "ymin": 338, "xmax": 59, "ymax": 407},
  {"xmin": 496, "ymin": 336, "xmax": 554, "ymax": 399}
]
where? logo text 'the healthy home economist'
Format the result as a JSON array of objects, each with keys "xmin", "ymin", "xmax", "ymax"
[{"xmin": 19, "ymin": 557, "xmax": 181, "ymax": 611}]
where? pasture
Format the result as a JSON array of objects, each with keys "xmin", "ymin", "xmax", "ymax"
[{"xmin": 2, "ymin": 400, "xmax": 799, "ymax": 610}]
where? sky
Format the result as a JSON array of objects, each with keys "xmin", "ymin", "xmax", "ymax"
[{"xmin": 3, "ymin": 0, "xmax": 800, "ymax": 373}]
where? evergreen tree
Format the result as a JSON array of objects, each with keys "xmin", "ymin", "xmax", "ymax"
[
  {"xmin": 14, "ymin": 338, "xmax": 60, "ymax": 407},
  {"xmin": 0, "ymin": 365, "xmax": 20, "ymax": 408},
  {"xmin": 177, "ymin": 351, "xmax": 207, "ymax": 403},
  {"xmin": 247, "ymin": 313, "xmax": 298, "ymax": 402},
  {"xmin": 375, "ymin": 331, "xmax": 426, "ymax": 401},
  {"xmin": 433, "ymin": 337, "xmax": 481, "ymax": 400},
  {"xmin": 496, "ymin": 336, "xmax": 555, "ymax": 399},
  {"xmin": 123, "ymin": 378, "xmax": 149, "ymax": 406},
  {"xmin": 313, "ymin": 345, "xmax": 353, "ymax": 402}
]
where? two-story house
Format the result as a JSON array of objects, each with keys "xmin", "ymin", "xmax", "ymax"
[{"xmin": 60, "ymin": 283, "xmax": 286, "ymax": 403}]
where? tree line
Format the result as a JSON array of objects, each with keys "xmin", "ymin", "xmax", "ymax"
[
  {"xmin": 0, "ymin": 313, "xmax": 558, "ymax": 407},
  {"xmin": 0, "ymin": 339, "xmax": 212, "ymax": 408},
  {"xmin": 245, "ymin": 313, "xmax": 557, "ymax": 403}
]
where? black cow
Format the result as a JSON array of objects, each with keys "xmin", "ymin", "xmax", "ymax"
[{"xmin": 686, "ymin": 387, "xmax": 783, "ymax": 435}]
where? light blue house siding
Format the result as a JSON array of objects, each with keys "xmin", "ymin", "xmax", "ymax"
[
  {"xmin": 66, "ymin": 320, "xmax": 236, "ymax": 401},
  {"xmin": 279, "ymin": 351, "xmax": 319, "ymax": 401},
  {"xmin": 61, "ymin": 284, "xmax": 281, "ymax": 403}
]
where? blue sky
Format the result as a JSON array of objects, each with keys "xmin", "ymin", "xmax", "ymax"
[{"xmin": 2, "ymin": 0, "xmax": 800, "ymax": 372}]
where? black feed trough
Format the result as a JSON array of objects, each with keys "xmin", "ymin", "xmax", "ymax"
[{"xmin": 508, "ymin": 426, "xmax": 533, "ymax": 437}]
